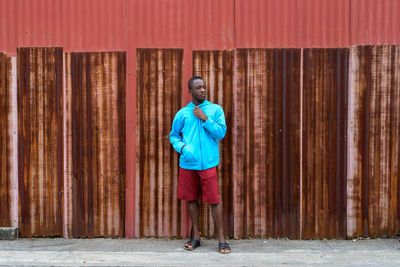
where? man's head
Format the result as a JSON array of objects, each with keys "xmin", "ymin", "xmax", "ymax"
[{"xmin": 188, "ymin": 76, "xmax": 207, "ymax": 103}]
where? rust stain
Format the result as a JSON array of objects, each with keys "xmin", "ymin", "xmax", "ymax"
[
  {"xmin": 7, "ymin": 45, "xmax": 400, "ymax": 239},
  {"xmin": 193, "ymin": 50, "xmax": 234, "ymax": 238},
  {"xmin": 302, "ymin": 48, "xmax": 348, "ymax": 239},
  {"xmin": 65, "ymin": 52, "xmax": 126, "ymax": 238},
  {"xmin": 193, "ymin": 49, "xmax": 302, "ymax": 239},
  {"xmin": 0, "ymin": 53, "xmax": 12, "ymax": 227},
  {"xmin": 347, "ymin": 45, "xmax": 400, "ymax": 238},
  {"xmin": 136, "ymin": 49, "xmax": 184, "ymax": 237},
  {"xmin": 233, "ymin": 49, "xmax": 302, "ymax": 239},
  {"xmin": 17, "ymin": 47, "xmax": 64, "ymax": 237}
]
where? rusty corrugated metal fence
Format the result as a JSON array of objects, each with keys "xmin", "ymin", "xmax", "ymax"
[
  {"xmin": 17, "ymin": 48, "xmax": 64, "ymax": 237},
  {"xmin": 136, "ymin": 47, "xmax": 400, "ymax": 239},
  {"xmin": 193, "ymin": 50, "xmax": 235, "ymax": 238},
  {"xmin": 0, "ymin": 0, "xmax": 400, "ymax": 240},
  {"xmin": 232, "ymin": 49, "xmax": 302, "ymax": 239},
  {"xmin": 64, "ymin": 52, "xmax": 126, "ymax": 237},
  {"xmin": 0, "ymin": 53, "xmax": 13, "ymax": 227},
  {"xmin": 0, "ymin": 49, "xmax": 128, "ymax": 237},
  {"xmin": 302, "ymin": 49, "xmax": 348, "ymax": 239},
  {"xmin": 347, "ymin": 46, "xmax": 400, "ymax": 238},
  {"xmin": 1, "ymin": 46, "xmax": 400, "ymax": 239},
  {"xmin": 135, "ymin": 49, "xmax": 186, "ymax": 237}
]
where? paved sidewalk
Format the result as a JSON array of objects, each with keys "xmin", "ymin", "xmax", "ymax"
[{"xmin": 0, "ymin": 238, "xmax": 399, "ymax": 266}]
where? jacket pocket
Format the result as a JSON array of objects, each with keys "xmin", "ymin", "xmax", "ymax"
[{"xmin": 181, "ymin": 144, "xmax": 198, "ymax": 163}]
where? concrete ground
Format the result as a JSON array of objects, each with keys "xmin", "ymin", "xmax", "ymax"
[{"xmin": 0, "ymin": 237, "xmax": 399, "ymax": 266}]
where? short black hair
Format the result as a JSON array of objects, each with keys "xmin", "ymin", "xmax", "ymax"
[{"xmin": 188, "ymin": 76, "xmax": 203, "ymax": 89}]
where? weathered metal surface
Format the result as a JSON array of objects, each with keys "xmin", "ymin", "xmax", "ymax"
[
  {"xmin": 193, "ymin": 50, "xmax": 234, "ymax": 238},
  {"xmin": 0, "ymin": 53, "xmax": 12, "ymax": 227},
  {"xmin": 302, "ymin": 48, "xmax": 349, "ymax": 239},
  {"xmin": 0, "ymin": 0, "xmax": 399, "ymax": 240},
  {"xmin": 234, "ymin": 49, "xmax": 302, "ymax": 238},
  {"xmin": 0, "ymin": 55, "xmax": 18, "ymax": 229},
  {"xmin": 347, "ymin": 46, "xmax": 400, "ymax": 238},
  {"xmin": 17, "ymin": 47, "xmax": 64, "ymax": 237},
  {"xmin": 193, "ymin": 49, "xmax": 301, "ymax": 239},
  {"xmin": 64, "ymin": 52, "xmax": 126, "ymax": 238},
  {"xmin": 135, "ymin": 49, "xmax": 184, "ymax": 237},
  {"xmin": 126, "ymin": 2, "xmax": 235, "ymax": 237}
]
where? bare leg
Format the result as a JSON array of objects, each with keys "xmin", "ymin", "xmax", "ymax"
[
  {"xmin": 211, "ymin": 203, "xmax": 230, "ymax": 253},
  {"xmin": 210, "ymin": 203, "xmax": 225, "ymax": 242},
  {"xmin": 186, "ymin": 201, "xmax": 200, "ymax": 249}
]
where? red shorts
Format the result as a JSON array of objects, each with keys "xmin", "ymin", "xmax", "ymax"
[{"xmin": 177, "ymin": 167, "xmax": 220, "ymax": 204}]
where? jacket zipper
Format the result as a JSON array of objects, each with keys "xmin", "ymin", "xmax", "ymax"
[{"xmin": 198, "ymin": 119, "xmax": 204, "ymax": 170}]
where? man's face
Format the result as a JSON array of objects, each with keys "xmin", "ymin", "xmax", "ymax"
[{"xmin": 189, "ymin": 79, "xmax": 207, "ymax": 102}]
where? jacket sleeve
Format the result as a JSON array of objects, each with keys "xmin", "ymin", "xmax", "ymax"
[
  {"xmin": 169, "ymin": 112, "xmax": 186, "ymax": 153},
  {"xmin": 202, "ymin": 106, "xmax": 227, "ymax": 140}
]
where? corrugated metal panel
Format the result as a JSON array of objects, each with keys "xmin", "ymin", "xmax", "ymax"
[
  {"xmin": 193, "ymin": 50, "xmax": 234, "ymax": 238},
  {"xmin": 302, "ymin": 48, "xmax": 349, "ymax": 239},
  {"xmin": 347, "ymin": 46, "xmax": 400, "ymax": 238},
  {"xmin": 64, "ymin": 52, "xmax": 126, "ymax": 238},
  {"xmin": 135, "ymin": 49, "xmax": 185, "ymax": 237},
  {"xmin": 0, "ymin": 0, "xmax": 127, "ymax": 52},
  {"xmin": 136, "ymin": 46, "xmax": 400, "ymax": 239},
  {"xmin": 350, "ymin": 0, "xmax": 400, "ymax": 45},
  {"xmin": 233, "ymin": 49, "xmax": 302, "ymax": 238},
  {"xmin": 0, "ymin": 53, "xmax": 12, "ymax": 227},
  {"xmin": 0, "ymin": 0, "xmax": 399, "ymax": 239},
  {"xmin": 2, "ymin": 0, "xmax": 400, "ymax": 52},
  {"xmin": 17, "ymin": 47, "xmax": 64, "ymax": 237},
  {"xmin": 126, "ymin": 0, "xmax": 235, "ymax": 236},
  {"xmin": 2, "ymin": 0, "xmax": 400, "ymax": 239},
  {"xmin": 192, "ymin": 49, "xmax": 301, "ymax": 239},
  {"xmin": 129, "ymin": 0, "xmax": 234, "ymax": 50},
  {"xmin": 235, "ymin": 0, "xmax": 350, "ymax": 48}
]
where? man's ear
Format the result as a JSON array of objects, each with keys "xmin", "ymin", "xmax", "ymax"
[{"xmin": 188, "ymin": 89, "xmax": 192, "ymax": 95}]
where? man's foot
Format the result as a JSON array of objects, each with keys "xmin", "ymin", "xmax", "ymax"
[
  {"xmin": 218, "ymin": 242, "xmax": 231, "ymax": 254},
  {"xmin": 184, "ymin": 238, "xmax": 201, "ymax": 251}
]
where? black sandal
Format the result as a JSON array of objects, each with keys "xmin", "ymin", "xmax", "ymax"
[
  {"xmin": 184, "ymin": 238, "xmax": 201, "ymax": 251},
  {"xmin": 219, "ymin": 242, "xmax": 231, "ymax": 254}
]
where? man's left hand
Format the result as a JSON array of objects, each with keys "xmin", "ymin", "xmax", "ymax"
[{"xmin": 193, "ymin": 106, "xmax": 208, "ymax": 122}]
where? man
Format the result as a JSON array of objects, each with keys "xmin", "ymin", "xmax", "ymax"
[{"xmin": 169, "ymin": 76, "xmax": 231, "ymax": 254}]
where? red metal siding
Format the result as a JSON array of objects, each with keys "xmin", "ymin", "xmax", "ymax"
[
  {"xmin": 347, "ymin": 46, "xmax": 400, "ymax": 237},
  {"xmin": 129, "ymin": 0, "xmax": 234, "ymax": 50},
  {"xmin": 1, "ymin": 0, "xmax": 400, "ymax": 52},
  {"xmin": 302, "ymin": 48, "xmax": 349, "ymax": 239},
  {"xmin": 17, "ymin": 47, "xmax": 64, "ymax": 237},
  {"xmin": 64, "ymin": 52, "xmax": 126, "ymax": 237},
  {"xmin": 0, "ymin": 53, "xmax": 12, "ymax": 227},
  {"xmin": 0, "ymin": 0, "xmax": 127, "ymax": 52},
  {"xmin": 235, "ymin": 0, "xmax": 350, "ymax": 48},
  {"xmin": 350, "ymin": 0, "xmax": 400, "ymax": 45},
  {"xmin": 135, "ymin": 49, "xmax": 185, "ymax": 237}
]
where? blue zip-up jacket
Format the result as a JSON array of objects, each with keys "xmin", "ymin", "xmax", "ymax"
[{"xmin": 169, "ymin": 100, "xmax": 227, "ymax": 170}]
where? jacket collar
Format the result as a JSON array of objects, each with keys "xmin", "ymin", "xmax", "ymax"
[{"xmin": 187, "ymin": 100, "xmax": 209, "ymax": 108}]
